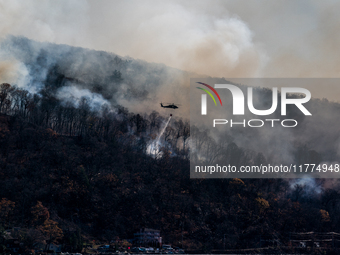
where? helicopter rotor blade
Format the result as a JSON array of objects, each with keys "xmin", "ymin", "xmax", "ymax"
[{"xmin": 164, "ymin": 103, "xmax": 181, "ymax": 105}]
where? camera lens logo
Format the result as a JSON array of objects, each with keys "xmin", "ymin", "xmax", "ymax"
[{"xmin": 196, "ymin": 82, "xmax": 222, "ymax": 115}]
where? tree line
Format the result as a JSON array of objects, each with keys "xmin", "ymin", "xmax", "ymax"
[{"xmin": 0, "ymin": 82, "xmax": 340, "ymax": 253}]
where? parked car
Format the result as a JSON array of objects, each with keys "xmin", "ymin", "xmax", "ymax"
[
  {"xmin": 139, "ymin": 247, "xmax": 147, "ymax": 252},
  {"xmin": 145, "ymin": 247, "xmax": 154, "ymax": 253},
  {"xmin": 131, "ymin": 247, "xmax": 147, "ymax": 253},
  {"xmin": 162, "ymin": 245, "xmax": 172, "ymax": 250},
  {"xmin": 131, "ymin": 247, "xmax": 140, "ymax": 253},
  {"xmin": 99, "ymin": 244, "xmax": 110, "ymax": 249}
]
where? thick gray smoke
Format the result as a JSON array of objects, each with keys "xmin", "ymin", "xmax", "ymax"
[
  {"xmin": 0, "ymin": 0, "xmax": 265, "ymax": 81},
  {"xmin": 0, "ymin": 36, "xmax": 190, "ymax": 115},
  {"xmin": 0, "ymin": 0, "xmax": 340, "ymax": 108},
  {"xmin": 56, "ymin": 86, "xmax": 110, "ymax": 110},
  {"xmin": 0, "ymin": 0, "xmax": 270, "ymax": 118}
]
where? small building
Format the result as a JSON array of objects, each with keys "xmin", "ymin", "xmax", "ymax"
[
  {"xmin": 134, "ymin": 228, "xmax": 161, "ymax": 247},
  {"xmin": 47, "ymin": 243, "xmax": 62, "ymax": 252},
  {"xmin": 33, "ymin": 242, "xmax": 62, "ymax": 253}
]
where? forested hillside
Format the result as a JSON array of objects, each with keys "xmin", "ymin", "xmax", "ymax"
[
  {"xmin": 0, "ymin": 82, "xmax": 340, "ymax": 253},
  {"xmin": 0, "ymin": 37, "xmax": 340, "ymax": 253}
]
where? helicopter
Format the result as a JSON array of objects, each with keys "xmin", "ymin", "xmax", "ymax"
[{"xmin": 160, "ymin": 103, "xmax": 180, "ymax": 109}]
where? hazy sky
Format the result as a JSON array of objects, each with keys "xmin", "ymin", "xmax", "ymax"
[{"xmin": 1, "ymin": 0, "xmax": 340, "ymax": 99}]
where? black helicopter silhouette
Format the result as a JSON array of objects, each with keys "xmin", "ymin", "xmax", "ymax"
[{"xmin": 160, "ymin": 103, "xmax": 180, "ymax": 109}]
